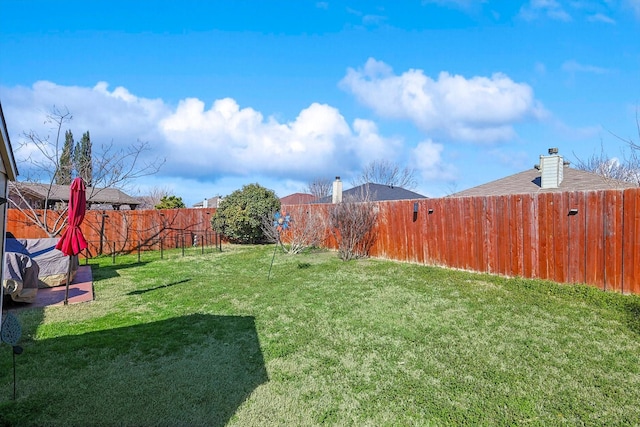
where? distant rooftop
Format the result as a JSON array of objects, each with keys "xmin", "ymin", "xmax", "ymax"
[
  {"xmin": 280, "ymin": 193, "xmax": 316, "ymax": 205},
  {"xmin": 9, "ymin": 182, "xmax": 141, "ymax": 210},
  {"xmin": 314, "ymin": 183, "xmax": 426, "ymax": 203},
  {"xmin": 192, "ymin": 196, "xmax": 222, "ymax": 208},
  {"xmin": 452, "ymin": 152, "xmax": 636, "ymax": 198}
]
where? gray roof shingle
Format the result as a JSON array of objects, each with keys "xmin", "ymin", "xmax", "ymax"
[
  {"xmin": 11, "ymin": 182, "xmax": 140, "ymax": 207},
  {"xmin": 314, "ymin": 183, "xmax": 426, "ymax": 203},
  {"xmin": 451, "ymin": 166, "xmax": 636, "ymax": 197}
]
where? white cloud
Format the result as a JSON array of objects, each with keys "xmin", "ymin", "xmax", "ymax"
[
  {"xmin": 409, "ymin": 139, "xmax": 457, "ymax": 182},
  {"xmin": 0, "ymin": 80, "xmax": 413, "ymax": 202},
  {"xmin": 519, "ymin": 0, "xmax": 572, "ymax": 21},
  {"xmin": 626, "ymin": 0, "xmax": 640, "ymax": 17},
  {"xmin": 421, "ymin": 0, "xmax": 484, "ymax": 10},
  {"xmin": 159, "ymin": 98, "xmax": 383, "ymax": 179},
  {"xmin": 562, "ymin": 60, "xmax": 610, "ymax": 74},
  {"xmin": 587, "ymin": 12, "xmax": 616, "ymax": 24},
  {"xmin": 340, "ymin": 58, "xmax": 545, "ymax": 143}
]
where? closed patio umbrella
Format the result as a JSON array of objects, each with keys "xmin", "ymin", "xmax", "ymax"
[{"xmin": 55, "ymin": 177, "xmax": 88, "ymax": 305}]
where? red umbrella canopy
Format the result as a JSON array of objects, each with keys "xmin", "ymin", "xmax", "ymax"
[{"xmin": 55, "ymin": 177, "xmax": 88, "ymax": 256}]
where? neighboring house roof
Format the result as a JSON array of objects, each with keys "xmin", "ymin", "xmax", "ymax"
[
  {"xmin": 192, "ymin": 196, "xmax": 222, "ymax": 208},
  {"xmin": 0, "ymin": 101, "xmax": 18, "ymax": 181},
  {"xmin": 452, "ymin": 165, "xmax": 637, "ymax": 197},
  {"xmin": 280, "ymin": 193, "xmax": 316, "ymax": 205},
  {"xmin": 314, "ymin": 183, "xmax": 427, "ymax": 203},
  {"xmin": 9, "ymin": 182, "xmax": 141, "ymax": 209}
]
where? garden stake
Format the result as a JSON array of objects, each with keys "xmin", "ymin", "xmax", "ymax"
[
  {"xmin": 268, "ymin": 231, "xmax": 279, "ymax": 280},
  {"xmin": 268, "ymin": 212, "xmax": 291, "ymax": 280}
]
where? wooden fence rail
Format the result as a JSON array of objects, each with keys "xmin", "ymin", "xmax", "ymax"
[{"xmin": 6, "ymin": 188, "xmax": 640, "ymax": 294}]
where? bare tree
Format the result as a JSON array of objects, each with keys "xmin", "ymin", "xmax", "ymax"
[
  {"xmin": 136, "ymin": 186, "xmax": 173, "ymax": 210},
  {"xmin": 9, "ymin": 106, "xmax": 165, "ymax": 237},
  {"xmin": 574, "ymin": 142, "xmax": 640, "ymax": 187},
  {"xmin": 328, "ymin": 188, "xmax": 378, "ymax": 261},
  {"xmin": 351, "ymin": 159, "xmax": 418, "ymax": 190},
  {"xmin": 573, "ymin": 110, "xmax": 640, "ymax": 186},
  {"xmin": 261, "ymin": 206, "xmax": 327, "ymax": 254},
  {"xmin": 305, "ymin": 177, "xmax": 332, "ymax": 200}
]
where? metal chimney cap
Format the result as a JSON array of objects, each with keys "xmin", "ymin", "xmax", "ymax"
[
  {"xmin": 335, "ymin": 176, "xmax": 340, "ymax": 180},
  {"xmin": 548, "ymin": 148, "xmax": 559, "ymax": 155}
]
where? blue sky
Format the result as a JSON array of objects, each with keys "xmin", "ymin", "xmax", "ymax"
[{"xmin": 1, "ymin": 0, "xmax": 639, "ymax": 205}]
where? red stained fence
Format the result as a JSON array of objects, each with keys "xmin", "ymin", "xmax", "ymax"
[
  {"xmin": 7, "ymin": 208, "xmax": 218, "ymax": 256},
  {"xmin": 321, "ymin": 188, "xmax": 639, "ymax": 295},
  {"xmin": 6, "ymin": 188, "xmax": 640, "ymax": 294}
]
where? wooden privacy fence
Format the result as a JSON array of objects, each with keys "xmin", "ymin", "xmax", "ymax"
[
  {"xmin": 6, "ymin": 207, "xmax": 218, "ymax": 256},
  {"xmin": 6, "ymin": 188, "xmax": 640, "ymax": 294},
  {"xmin": 281, "ymin": 187, "xmax": 640, "ymax": 295}
]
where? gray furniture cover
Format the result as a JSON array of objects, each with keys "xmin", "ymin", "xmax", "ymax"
[
  {"xmin": 3, "ymin": 238, "xmax": 41, "ymax": 303},
  {"xmin": 2, "ymin": 238, "xmax": 77, "ymax": 303}
]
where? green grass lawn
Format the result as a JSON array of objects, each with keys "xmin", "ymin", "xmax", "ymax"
[{"xmin": 2, "ymin": 245, "xmax": 640, "ymax": 426}]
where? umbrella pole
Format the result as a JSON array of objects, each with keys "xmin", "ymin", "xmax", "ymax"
[{"xmin": 64, "ymin": 255, "xmax": 73, "ymax": 305}]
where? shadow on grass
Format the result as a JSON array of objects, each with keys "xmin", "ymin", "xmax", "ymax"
[
  {"xmin": 0, "ymin": 314, "xmax": 268, "ymax": 427},
  {"xmin": 88, "ymin": 261, "xmax": 151, "ymax": 281},
  {"xmin": 624, "ymin": 299, "xmax": 640, "ymax": 336},
  {"xmin": 127, "ymin": 278, "xmax": 192, "ymax": 295}
]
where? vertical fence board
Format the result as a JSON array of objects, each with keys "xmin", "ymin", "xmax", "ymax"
[
  {"xmin": 484, "ymin": 196, "xmax": 498, "ymax": 274},
  {"xmin": 604, "ymin": 191, "xmax": 624, "ymax": 292},
  {"xmin": 537, "ymin": 193, "xmax": 552, "ymax": 280},
  {"xmin": 622, "ymin": 189, "xmax": 640, "ymax": 294},
  {"xmin": 400, "ymin": 201, "xmax": 411, "ymax": 261},
  {"xmin": 472, "ymin": 197, "xmax": 487, "ymax": 273},
  {"xmin": 441, "ymin": 198, "xmax": 453, "ymax": 267},
  {"xmin": 521, "ymin": 194, "xmax": 537, "ymax": 278},
  {"xmin": 510, "ymin": 195, "xmax": 524, "ymax": 278},
  {"xmin": 459, "ymin": 197, "xmax": 472, "ymax": 270},
  {"xmin": 567, "ymin": 191, "xmax": 586, "ymax": 284},
  {"xmin": 424, "ymin": 202, "xmax": 435, "ymax": 264},
  {"xmin": 454, "ymin": 197, "xmax": 465, "ymax": 268},
  {"xmin": 431, "ymin": 198, "xmax": 444, "ymax": 266},
  {"xmin": 380, "ymin": 202, "xmax": 394, "ymax": 259},
  {"xmin": 495, "ymin": 196, "xmax": 508, "ymax": 276},
  {"xmin": 552, "ymin": 193, "xmax": 568, "ymax": 284},
  {"xmin": 413, "ymin": 200, "xmax": 425, "ymax": 264},
  {"xmin": 585, "ymin": 191, "xmax": 605, "ymax": 289}
]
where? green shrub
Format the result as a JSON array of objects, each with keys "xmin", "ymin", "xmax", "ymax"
[{"xmin": 211, "ymin": 183, "xmax": 280, "ymax": 243}]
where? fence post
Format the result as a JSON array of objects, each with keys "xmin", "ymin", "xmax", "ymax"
[
  {"xmin": 182, "ymin": 235, "xmax": 185, "ymax": 257},
  {"xmin": 138, "ymin": 241, "xmax": 141, "ymax": 263},
  {"xmin": 160, "ymin": 238, "xmax": 164, "ymax": 260},
  {"xmin": 201, "ymin": 233, "xmax": 204, "ymax": 255},
  {"xmin": 112, "ymin": 242, "xmax": 116, "ymax": 264}
]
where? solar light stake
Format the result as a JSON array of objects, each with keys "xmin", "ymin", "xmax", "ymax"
[
  {"xmin": 13, "ymin": 345, "xmax": 23, "ymax": 400},
  {"xmin": 2, "ymin": 312, "xmax": 23, "ymax": 400}
]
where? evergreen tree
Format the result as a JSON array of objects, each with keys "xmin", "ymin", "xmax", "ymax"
[
  {"xmin": 56, "ymin": 130, "xmax": 74, "ymax": 185},
  {"xmin": 154, "ymin": 195, "xmax": 186, "ymax": 209},
  {"xmin": 74, "ymin": 131, "xmax": 93, "ymax": 185}
]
